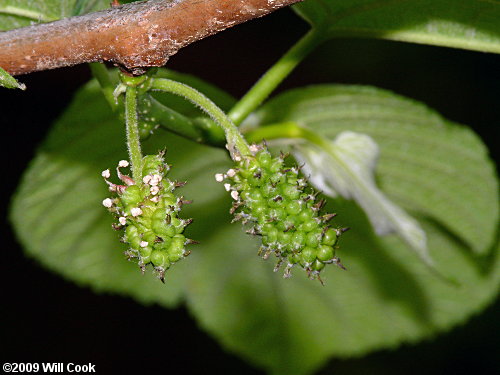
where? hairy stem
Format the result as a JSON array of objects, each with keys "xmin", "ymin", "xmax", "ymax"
[
  {"xmin": 228, "ymin": 30, "xmax": 322, "ymax": 125},
  {"xmin": 150, "ymin": 78, "xmax": 251, "ymax": 157},
  {"xmin": 125, "ymin": 86, "xmax": 143, "ymax": 182}
]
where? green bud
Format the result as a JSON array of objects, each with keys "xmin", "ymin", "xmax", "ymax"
[
  {"xmin": 305, "ymin": 230, "xmax": 321, "ymax": 248},
  {"xmin": 257, "ymin": 151, "xmax": 272, "ymax": 168},
  {"xmin": 249, "ymin": 189, "xmax": 264, "ymax": 202},
  {"xmin": 298, "ymin": 209, "xmax": 314, "ymax": 222},
  {"xmin": 288, "ymin": 253, "xmax": 300, "ymax": 264},
  {"xmin": 252, "ymin": 203, "xmax": 267, "ymax": 217},
  {"xmin": 142, "ymin": 230, "xmax": 156, "ymax": 244},
  {"xmin": 121, "ymin": 185, "xmax": 143, "ymax": 207},
  {"xmin": 312, "ymin": 260, "xmax": 325, "ymax": 271},
  {"xmin": 317, "ymin": 245, "xmax": 334, "ymax": 262},
  {"xmin": 125, "ymin": 225, "xmax": 141, "ymax": 249},
  {"xmin": 322, "ymin": 228, "xmax": 338, "ymax": 246},
  {"xmin": 141, "ymin": 154, "xmax": 164, "ymax": 176},
  {"xmin": 151, "ymin": 250, "xmax": 168, "ymax": 268},
  {"xmin": 269, "ymin": 207, "xmax": 286, "ymax": 221},
  {"xmin": 162, "ymin": 193, "xmax": 177, "ymax": 206},
  {"xmin": 261, "ymin": 183, "xmax": 277, "ymax": 198},
  {"xmin": 139, "ymin": 246, "xmax": 153, "ymax": 258},
  {"xmin": 268, "ymin": 196, "xmax": 284, "ymax": 208},
  {"xmin": 281, "ymin": 184, "xmax": 300, "ymax": 200},
  {"xmin": 285, "ymin": 201, "xmax": 302, "ymax": 216},
  {"xmin": 291, "ymin": 231, "xmax": 305, "ymax": 248},
  {"xmin": 269, "ymin": 160, "xmax": 282, "ymax": 173},
  {"xmin": 263, "ymin": 227, "xmax": 278, "ymax": 244},
  {"xmin": 299, "ymin": 219, "xmax": 318, "ymax": 233},
  {"xmin": 277, "ymin": 231, "xmax": 292, "ymax": 246},
  {"xmin": 168, "ymin": 240, "xmax": 184, "ymax": 262},
  {"xmin": 301, "ymin": 247, "xmax": 317, "ymax": 263},
  {"xmin": 151, "ymin": 210, "xmax": 176, "ymax": 238}
]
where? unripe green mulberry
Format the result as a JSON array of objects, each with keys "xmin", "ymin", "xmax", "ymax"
[
  {"xmin": 216, "ymin": 144, "xmax": 347, "ymax": 283},
  {"xmin": 102, "ymin": 152, "xmax": 194, "ymax": 282}
]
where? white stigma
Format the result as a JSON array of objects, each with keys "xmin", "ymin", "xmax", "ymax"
[
  {"xmin": 234, "ymin": 154, "xmax": 242, "ymax": 162},
  {"xmin": 215, "ymin": 173, "xmax": 224, "ymax": 182},
  {"xmin": 140, "ymin": 241, "xmax": 149, "ymax": 248},
  {"xmin": 131, "ymin": 207, "xmax": 143, "ymax": 217},
  {"xmin": 150, "ymin": 196, "xmax": 160, "ymax": 203},
  {"xmin": 118, "ymin": 160, "xmax": 129, "ymax": 168},
  {"xmin": 150, "ymin": 174, "xmax": 162, "ymax": 186},
  {"xmin": 150, "ymin": 186, "xmax": 160, "ymax": 195},
  {"xmin": 249, "ymin": 144, "xmax": 259, "ymax": 153},
  {"xmin": 224, "ymin": 183, "xmax": 231, "ymax": 192},
  {"xmin": 231, "ymin": 190, "xmax": 239, "ymax": 200},
  {"xmin": 119, "ymin": 217, "xmax": 127, "ymax": 225},
  {"xmin": 143, "ymin": 175, "xmax": 152, "ymax": 184},
  {"xmin": 101, "ymin": 169, "xmax": 111, "ymax": 178},
  {"xmin": 102, "ymin": 198, "xmax": 113, "ymax": 208},
  {"xmin": 226, "ymin": 169, "xmax": 236, "ymax": 178}
]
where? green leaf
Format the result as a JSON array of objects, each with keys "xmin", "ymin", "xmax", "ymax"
[
  {"xmin": 0, "ymin": 0, "xmax": 111, "ymax": 31},
  {"xmin": 9, "ymin": 72, "xmax": 232, "ymax": 307},
  {"xmin": 293, "ymin": 0, "xmax": 500, "ymax": 54},
  {"xmin": 185, "ymin": 199, "xmax": 500, "ymax": 375},
  {"xmin": 255, "ymin": 85, "xmax": 498, "ymax": 256},
  {"xmin": 0, "ymin": 66, "xmax": 25, "ymax": 89},
  {"xmin": 10, "ymin": 78, "xmax": 500, "ymax": 375},
  {"xmin": 73, "ymin": 0, "xmax": 141, "ymax": 16},
  {"xmin": 72, "ymin": 0, "xmax": 108, "ymax": 16},
  {"xmin": 10, "ymin": 80, "xmax": 181, "ymax": 306},
  {"xmin": 295, "ymin": 131, "xmax": 431, "ymax": 266},
  {"xmin": 10, "ymin": 66, "xmax": 236, "ymax": 303}
]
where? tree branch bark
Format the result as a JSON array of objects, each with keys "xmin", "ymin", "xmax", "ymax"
[{"xmin": 0, "ymin": 0, "xmax": 302, "ymax": 76}]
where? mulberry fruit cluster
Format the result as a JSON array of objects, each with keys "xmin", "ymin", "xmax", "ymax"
[
  {"xmin": 102, "ymin": 152, "xmax": 194, "ymax": 281},
  {"xmin": 216, "ymin": 145, "xmax": 347, "ymax": 282}
]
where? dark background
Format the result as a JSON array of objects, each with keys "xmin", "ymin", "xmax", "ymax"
[{"xmin": 2, "ymin": 7, "xmax": 499, "ymax": 374}]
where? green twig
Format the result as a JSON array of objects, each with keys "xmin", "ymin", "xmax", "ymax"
[
  {"xmin": 150, "ymin": 78, "xmax": 251, "ymax": 157},
  {"xmin": 228, "ymin": 30, "xmax": 322, "ymax": 126},
  {"xmin": 138, "ymin": 93, "xmax": 204, "ymax": 142},
  {"xmin": 0, "ymin": 6, "xmax": 56, "ymax": 22},
  {"xmin": 245, "ymin": 121, "xmax": 328, "ymax": 148},
  {"xmin": 89, "ymin": 63, "xmax": 118, "ymax": 110}
]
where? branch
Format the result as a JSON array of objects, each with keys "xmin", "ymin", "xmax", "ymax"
[{"xmin": 0, "ymin": 0, "xmax": 302, "ymax": 76}]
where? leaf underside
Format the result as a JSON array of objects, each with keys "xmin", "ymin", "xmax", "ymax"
[
  {"xmin": 294, "ymin": 0, "xmax": 500, "ymax": 54},
  {"xmin": 255, "ymin": 84, "xmax": 499, "ymax": 256},
  {"xmin": 0, "ymin": 0, "xmax": 140, "ymax": 31},
  {"xmin": 10, "ymin": 77, "xmax": 499, "ymax": 375},
  {"xmin": 294, "ymin": 131, "xmax": 432, "ymax": 267}
]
